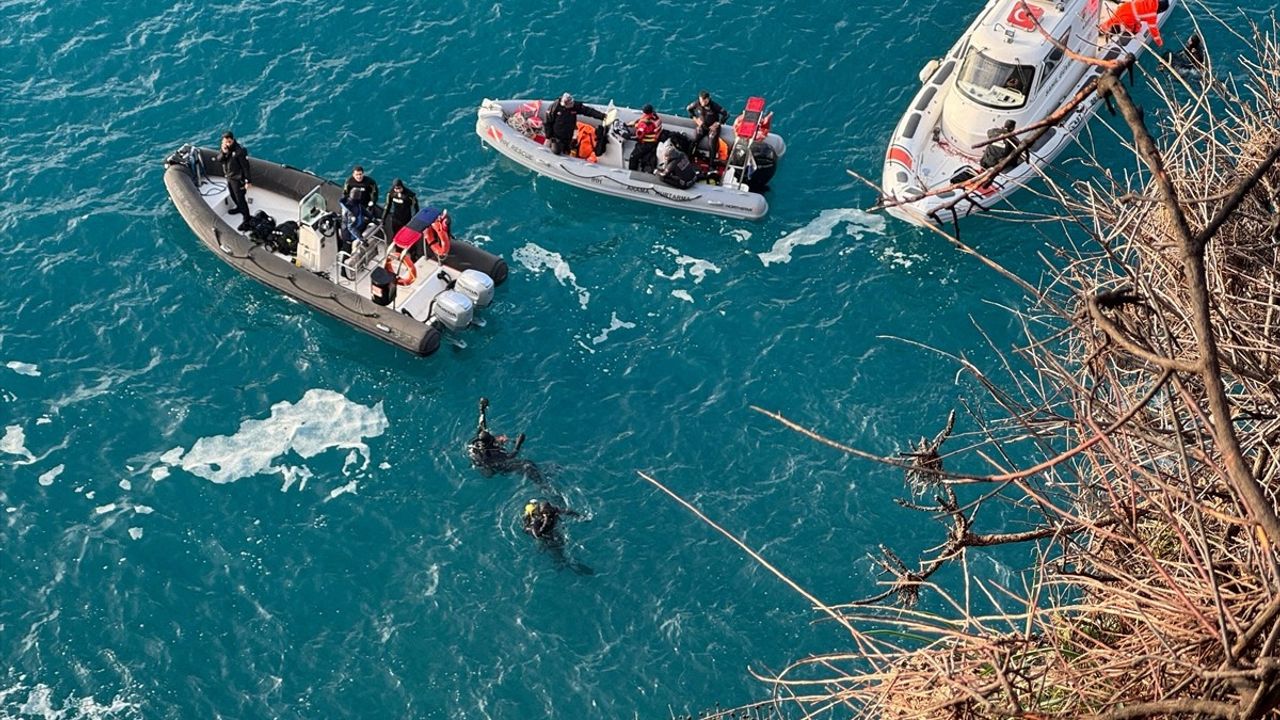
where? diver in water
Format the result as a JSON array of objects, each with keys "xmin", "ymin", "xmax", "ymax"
[
  {"xmin": 522, "ymin": 498, "xmax": 592, "ymax": 574},
  {"xmin": 523, "ymin": 499, "xmax": 573, "ymax": 540},
  {"xmin": 467, "ymin": 397, "xmax": 541, "ymax": 482},
  {"xmin": 1168, "ymin": 34, "xmax": 1205, "ymax": 75}
]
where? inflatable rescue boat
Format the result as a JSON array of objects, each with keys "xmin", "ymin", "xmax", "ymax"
[
  {"xmin": 162, "ymin": 145, "xmax": 508, "ymax": 356},
  {"xmin": 881, "ymin": 0, "xmax": 1176, "ymax": 226},
  {"xmin": 476, "ymin": 98, "xmax": 786, "ymax": 220}
]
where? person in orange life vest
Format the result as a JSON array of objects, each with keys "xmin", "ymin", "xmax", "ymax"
[
  {"xmin": 626, "ymin": 104, "xmax": 662, "ymax": 172},
  {"xmin": 1103, "ymin": 0, "xmax": 1169, "ymax": 46},
  {"xmin": 544, "ymin": 92, "xmax": 605, "ymax": 156},
  {"xmin": 686, "ymin": 90, "xmax": 728, "ymax": 160},
  {"xmin": 573, "ymin": 122, "xmax": 599, "ymax": 162}
]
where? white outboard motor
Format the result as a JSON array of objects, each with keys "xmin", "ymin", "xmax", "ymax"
[
  {"xmin": 454, "ymin": 269, "xmax": 495, "ymax": 307},
  {"xmin": 432, "ymin": 290, "xmax": 474, "ymax": 332}
]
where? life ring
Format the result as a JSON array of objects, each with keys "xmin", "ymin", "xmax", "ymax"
[
  {"xmin": 384, "ymin": 253, "xmax": 418, "ymax": 286},
  {"xmin": 426, "ymin": 214, "xmax": 452, "ymax": 258}
]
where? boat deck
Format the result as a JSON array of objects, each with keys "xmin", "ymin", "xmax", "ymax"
[{"xmin": 196, "ymin": 176, "xmax": 455, "ymax": 322}]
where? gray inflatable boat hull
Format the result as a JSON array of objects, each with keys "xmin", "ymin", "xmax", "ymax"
[{"xmin": 163, "ymin": 147, "xmax": 508, "ymax": 356}]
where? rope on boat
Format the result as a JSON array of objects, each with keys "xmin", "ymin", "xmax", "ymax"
[{"xmin": 558, "ymin": 163, "xmax": 702, "ymax": 202}]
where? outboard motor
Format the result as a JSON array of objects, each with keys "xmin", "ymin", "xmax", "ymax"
[
  {"xmin": 369, "ymin": 266, "xmax": 397, "ymax": 307},
  {"xmin": 455, "ymin": 269, "xmax": 495, "ymax": 307},
  {"xmin": 745, "ymin": 143, "xmax": 778, "ymax": 192},
  {"xmin": 432, "ymin": 290, "xmax": 474, "ymax": 331}
]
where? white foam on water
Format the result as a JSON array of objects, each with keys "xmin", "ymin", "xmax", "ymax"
[
  {"xmin": 341, "ymin": 449, "xmax": 368, "ymax": 476},
  {"xmin": 671, "ymin": 289, "xmax": 694, "ymax": 303},
  {"xmin": 35, "ymin": 417, "xmax": 51, "ymax": 426},
  {"xmin": 2, "ymin": 425, "xmax": 36, "ymax": 466},
  {"xmin": 654, "ymin": 245, "xmax": 722, "ymax": 284},
  {"xmin": 133, "ymin": 505, "xmax": 154, "ymax": 515},
  {"xmin": 378, "ymin": 461, "xmax": 391, "ymax": 470},
  {"xmin": 6, "ymin": 361, "xmax": 40, "ymax": 377},
  {"xmin": 279, "ymin": 466, "xmax": 313, "ymax": 493},
  {"xmin": 728, "ymin": 228, "xmax": 752, "ymax": 244},
  {"xmin": 0, "ymin": 679, "xmax": 138, "ymax": 719},
  {"xmin": 881, "ymin": 246, "xmax": 927, "ymax": 269},
  {"xmin": 37, "ymin": 465, "xmax": 64, "ymax": 487},
  {"xmin": 149, "ymin": 466, "xmax": 169, "ymax": 482},
  {"xmin": 94, "ymin": 504, "xmax": 117, "ymax": 515},
  {"xmin": 757, "ymin": 208, "xmax": 886, "ymax": 267},
  {"xmin": 118, "ymin": 479, "xmax": 131, "ymax": 491},
  {"xmin": 512, "ymin": 243, "xmax": 591, "ymax": 308},
  {"xmin": 325, "ymin": 480, "xmax": 357, "ymax": 502},
  {"xmin": 165, "ymin": 389, "xmax": 388, "ymax": 491},
  {"xmin": 128, "ymin": 527, "xmax": 143, "ymax": 541},
  {"xmin": 423, "ymin": 563, "xmax": 440, "ymax": 596},
  {"xmin": 591, "ymin": 313, "xmax": 636, "ymax": 345}
]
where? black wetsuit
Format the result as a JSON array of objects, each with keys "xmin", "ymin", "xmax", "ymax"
[
  {"xmin": 383, "ymin": 184, "xmax": 420, "ymax": 244},
  {"xmin": 686, "ymin": 97, "xmax": 728, "ymax": 158},
  {"xmin": 216, "ymin": 141, "xmax": 252, "ymax": 222},
  {"xmin": 524, "ymin": 501, "xmax": 561, "ymax": 539},
  {"xmin": 980, "ymin": 126, "xmax": 1019, "ymax": 170},
  {"xmin": 544, "ymin": 100, "xmax": 607, "ymax": 156},
  {"xmin": 342, "ymin": 174, "xmax": 379, "ymax": 232},
  {"xmin": 466, "ymin": 400, "xmax": 541, "ymax": 482}
]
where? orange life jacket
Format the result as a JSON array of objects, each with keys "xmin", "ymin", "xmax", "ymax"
[
  {"xmin": 1103, "ymin": 0, "xmax": 1162, "ymax": 46},
  {"xmin": 424, "ymin": 213, "xmax": 452, "ymax": 258},
  {"xmin": 574, "ymin": 122, "xmax": 598, "ymax": 163},
  {"xmin": 634, "ymin": 114, "xmax": 662, "ymax": 143}
]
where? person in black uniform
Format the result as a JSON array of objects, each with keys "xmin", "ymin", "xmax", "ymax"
[
  {"xmin": 381, "ymin": 178, "xmax": 419, "ymax": 243},
  {"xmin": 686, "ymin": 90, "xmax": 728, "ymax": 160},
  {"xmin": 467, "ymin": 397, "xmax": 542, "ymax": 482},
  {"xmin": 980, "ymin": 119, "xmax": 1020, "ymax": 170},
  {"xmin": 523, "ymin": 499, "xmax": 581, "ymax": 540},
  {"xmin": 341, "ymin": 165, "xmax": 379, "ymax": 234},
  {"xmin": 544, "ymin": 92, "xmax": 606, "ymax": 156},
  {"xmin": 521, "ymin": 497, "xmax": 590, "ymax": 573},
  {"xmin": 216, "ymin": 131, "xmax": 252, "ymax": 231}
]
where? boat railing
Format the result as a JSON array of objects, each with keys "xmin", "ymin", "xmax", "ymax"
[{"xmin": 335, "ymin": 232, "xmax": 387, "ymax": 288}]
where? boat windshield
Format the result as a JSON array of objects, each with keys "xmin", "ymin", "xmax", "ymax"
[{"xmin": 955, "ymin": 49, "xmax": 1036, "ymax": 109}]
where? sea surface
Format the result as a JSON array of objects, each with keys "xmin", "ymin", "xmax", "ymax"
[{"xmin": 0, "ymin": 0, "xmax": 1258, "ymax": 717}]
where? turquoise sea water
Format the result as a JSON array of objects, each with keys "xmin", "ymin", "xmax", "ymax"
[{"xmin": 0, "ymin": 1, "xmax": 1257, "ymax": 717}]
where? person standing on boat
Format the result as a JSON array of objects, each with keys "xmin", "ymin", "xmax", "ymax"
[
  {"xmin": 216, "ymin": 131, "xmax": 252, "ymax": 232},
  {"xmin": 686, "ymin": 90, "xmax": 728, "ymax": 160},
  {"xmin": 627, "ymin": 104, "xmax": 662, "ymax": 172},
  {"xmin": 382, "ymin": 178, "xmax": 419, "ymax": 243},
  {"xmin": 544, "ymin": 92, "xmax": 606, "ymax": 156},
  {"xmin": 341, "ymin": 165, "xmax": 379, "ymax": 234}
]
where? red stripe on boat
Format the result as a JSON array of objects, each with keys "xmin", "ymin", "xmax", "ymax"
[{"xmin": 887, "ymin": 146, "xmax": 913, "ymax": 170}]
